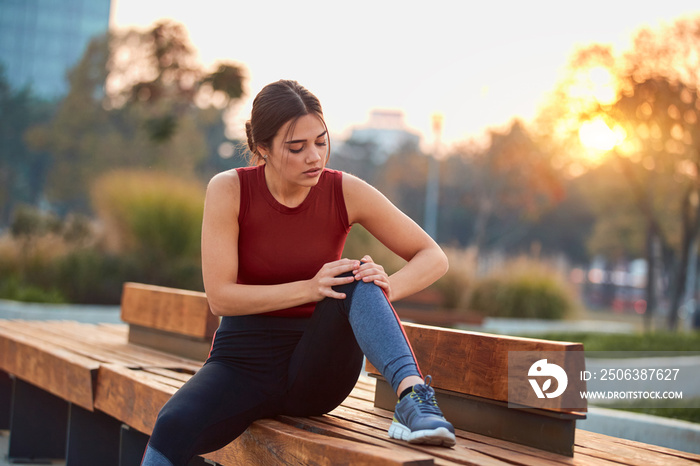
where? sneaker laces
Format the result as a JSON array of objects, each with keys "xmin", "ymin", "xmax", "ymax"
[{"xmin": 410, "ymin": 375, "xmax": 444, "ymax": 417}]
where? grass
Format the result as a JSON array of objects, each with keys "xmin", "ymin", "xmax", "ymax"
[
  {"xmin": 519, "ymin": 331, "xmax": 700, "ymax": 354},
  {"xmin": 603, "ymin": 398, "xmax": 700, "ymax": 424}
]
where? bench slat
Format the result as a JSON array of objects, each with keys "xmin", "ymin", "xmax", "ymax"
[
  {"xmin": 325, "ymin": 403, "xmax": 619, "ymax": 466},
  {"xmin": 276, "ymin": 415, "xmax": 455, "ymax": 464},
  {"xmin": 94, "ymin": 364, "xmax": 177, "ymax": 435},
  {"xmin": 0, "ymin": 324, "xmax": 97, "ymax": 411},
  {"xmin": 121, "ymin": 282, "xmax": 219, "ymax": 339},
  {"xmin": 305, "ymin": 411, "xmax": 509, "ymax": 466},
  {"xmin": 0, "ymin": 320, "xmax": 202, "ymax": 374},
  {"xmin": 574, "ymin": 430, "xmax": 700, "ymax": 466},
  {"xmin": 205, "ymin": 418, "xmax": 435, "ymax": 466}
]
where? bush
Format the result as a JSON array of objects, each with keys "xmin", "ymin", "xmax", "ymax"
[
  {"xmin": 53, "ymin": 247, "xmax": 138, "ymax": 304},
  {"xmin": 467, "ymin": 257, "xmax": 575, "ymax": 320},
  {"xmin": 92, "ymin": 170, "xmax": 204, "ymax": 259},
  {"xmin": 10, "ymin": 204, "xmax": 62, "ymax": 238},
  {"xmin": 0, "ymin": 172, "xmax": 206, "ymax": 305},
  {"xmin": 91, "ymin": 170, "xmax": 205, "ymax": 289},
  {"xmin": 0, "ymin": 275, "xmax": 66, "ymax": 304}
]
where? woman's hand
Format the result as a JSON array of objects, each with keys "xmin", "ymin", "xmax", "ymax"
[
  {"xmin": 353, "ymin": 255, "xmax": 392, "ymax": 300},
  {"xmin": 308, "ymin": 259, "xmax": 361, "ymax": 301}
]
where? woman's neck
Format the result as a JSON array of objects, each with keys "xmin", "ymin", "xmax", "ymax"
[{"xmin": 263, "ymin": 164, "xmax": 312, "ymax": 208}]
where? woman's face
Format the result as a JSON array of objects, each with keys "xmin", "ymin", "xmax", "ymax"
[{"xmin": 265, "ymin": 113, "xmax": 329, "ymax": 189}]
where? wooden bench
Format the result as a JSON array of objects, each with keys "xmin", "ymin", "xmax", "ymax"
[
  {"xmin": 2, "ymin": 283, "xmax": 700, "ymax": 465},
  {"xmin": 0, "ymin": 317, "xmax": 202, "ymax": 465}
]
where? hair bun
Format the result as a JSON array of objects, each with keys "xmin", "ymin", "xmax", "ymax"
[{"xmin": 245, "ymin": 120, "xmax": 256, "ymax": 153}]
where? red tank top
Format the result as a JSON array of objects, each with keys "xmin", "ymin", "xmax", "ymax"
[{"xmin": 236, "ymin": 165, "xmax": 351, "ymax": 317}]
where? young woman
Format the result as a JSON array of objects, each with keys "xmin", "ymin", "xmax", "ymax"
[{"xmin": 142, "ymin": 80, "xmax": 455, "ymax": 465}]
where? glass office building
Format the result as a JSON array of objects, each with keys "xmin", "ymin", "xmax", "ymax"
[{"xmin": 0, "ymin": 0, "xmax": 111, "ymax": 99}]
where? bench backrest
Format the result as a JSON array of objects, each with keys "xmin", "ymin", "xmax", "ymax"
[
  {"xmin": 120, "ymin": 282, "xmax": 219, "ymax": 359},
  {"xmin": 366, "ymin": 322, "xmax": 586, "ymax": 414}
]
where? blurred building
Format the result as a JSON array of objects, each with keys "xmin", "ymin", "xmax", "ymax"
[
  {"xmin": 0, "ymin": 0, "xmax": 112, "ymax": 99},
  {"xmin": 347, "ymin": 109, "xmax": 421, "ymax": 163}
]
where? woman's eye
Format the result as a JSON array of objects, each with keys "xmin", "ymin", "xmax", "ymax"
[
  {"xmin": 289, "ymin": 145, "xmax": 304, "ymax": 154},
  {"xmin": 316, "ymin": 141, "xmax": 327, "ymax": 147}
]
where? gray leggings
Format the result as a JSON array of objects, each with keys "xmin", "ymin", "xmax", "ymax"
[{"xmin": 143, "ymin": 277, "xmax": 421, "ymax": 465}]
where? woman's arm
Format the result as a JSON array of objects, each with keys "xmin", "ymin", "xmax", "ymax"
[
  {"xmin": 201, "ymin": 170, "xmax": 358, "ymax": 316},
  {"xmin": 343, "ymin": 173, "xmax": 449, "ymax": 302}
]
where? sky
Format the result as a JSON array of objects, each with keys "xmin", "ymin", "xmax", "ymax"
[{"xmin": 110, "ymin": 0, "xmax": 700, "ymax": 148}]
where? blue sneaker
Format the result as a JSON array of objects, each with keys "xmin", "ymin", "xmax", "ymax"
[{"xmin": 388, "ymin": 376, "xmax": 456, "ymax": 447}]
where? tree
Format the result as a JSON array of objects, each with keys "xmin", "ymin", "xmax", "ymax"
[
  {"xmin": 376, "ymin": 146, "xmax": 431, "ymax": 227},
  {"xmin": 25, "ymin": 20, "xmax": 246, "ymax": 212},
  {"xmin": 107, "ymin": 21, "xmax": 245, "ymax": 142},
  {"xmin": 533, "ymin": 16, "xmax": 700, "ymax": 330},
  {"xmin": 611, "ymin": 77, "xmax": 700, "ymax": 330},
  {"xmin": 453, "ymin": 121, "xmax": 564, "ymax": 256}
]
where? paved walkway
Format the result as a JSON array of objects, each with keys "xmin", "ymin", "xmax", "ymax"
[{"xmin": 0, "ymin": 299, "xmax": 121, "ymax": 324}]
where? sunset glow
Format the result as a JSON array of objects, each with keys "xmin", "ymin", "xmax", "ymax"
[
  {"xmin": 109, "ymin": 1, "xmax": 699, "ymax": 146},
  {"xmin": 579, "ymin": 117, "xmax": 626, "ymax": 152}
]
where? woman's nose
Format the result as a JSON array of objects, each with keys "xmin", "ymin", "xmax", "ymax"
[{"xmin": 307, "ymin": 146, "xmax": 323, "ymax": 163}]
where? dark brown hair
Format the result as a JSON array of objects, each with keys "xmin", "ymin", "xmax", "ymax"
[{"xmin": 245, "ymin": 80, "xmax": 329, "ymax": 165}]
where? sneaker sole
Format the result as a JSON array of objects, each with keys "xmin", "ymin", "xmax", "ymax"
[{"xmin": 388, "ymin": 421, "xmax": 456, "ymax": 447}]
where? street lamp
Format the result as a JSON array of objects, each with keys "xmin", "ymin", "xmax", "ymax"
[{"xmin": 424, "ymin": 113, "xmax": 443, "ymax": 240}]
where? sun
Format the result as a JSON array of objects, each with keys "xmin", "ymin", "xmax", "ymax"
[{"xmin": 579, "ymin": 117, "xmax": 626, "ymax": 153}]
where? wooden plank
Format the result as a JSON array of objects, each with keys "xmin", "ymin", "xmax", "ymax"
[
  {"xmin": 96, "ymin": 323, "xmax": 130, "ymax": 337},
  {"xmin": 94, "ymin": 364, "xmax": 177, "ymax": 435},
  {"xmin": 0, "ymin": 326, "xmax": 97, "ymax": 411},
  {"xmin": 277, "ymin": 415, "xmax": 455, "ymax": 461},
  {"xmin": 204, "ymin": 418, "xmax": 436, "ymax": 466},
  {"xmin": 0, "ymin": 320, "xmax": 203, "ymax": 373},
  {"xmin": 577, "ymin": 429, "xmax": 700, "ymax": 462},
  {"xmin": 326, "ymin": 402, "xmax": 617, "ymax": 466},
  {"xmin": 142, "ymin": 367, "xmax": 196, "ymax": 385},
  {"xmin": 0, "ymin": 321, "xmax": 202, "ymax": 373},
  {"xmin": 120, "ymin": 282, "xmax": 219, "ymax": 338},
  {"xmin": 284, "ymin": 413, "xmax": 509, "ymax": 466},
  {"xmin": 328, "ymin": 401, "xmax": 543, "ymax": 466},
  {"xmin": 0, "ymin": 320, "xmax": 144, "ymax": 368},
  {"xmin": 575, "ymin": 430, "xmax": 700, "ymax": 465},
  {"xmin": 366, "ymin": 322, "xmax": 586, "ymax": 413}
]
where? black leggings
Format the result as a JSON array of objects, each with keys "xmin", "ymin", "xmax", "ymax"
[{"xmin": 146, "ymin": 278, "xmax": 418, "ymax": 465}]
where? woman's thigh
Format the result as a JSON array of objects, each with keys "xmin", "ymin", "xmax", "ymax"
[
  {"xmin": 283, "ymin": 285, "xmax": 365, "ymax": 416},
  {"xmin": 149, "ymin": 357, "xmax": 286, "ymax": 461}
]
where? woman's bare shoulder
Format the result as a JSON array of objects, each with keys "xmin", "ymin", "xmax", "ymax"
[
  {"xmin": 208, "ymin": 169, "xmax": 240, "ymax": 195},
  {"xmin": 204, "ymin": 169, "xmax": 243, "ymax": 219},
  {"xmin": 341, "ymin": 171, "xmax": 392, "ymax": 224},
  {"xmin": 340, "ymin": 171, "xmax": 372, "ymax": 191}
]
